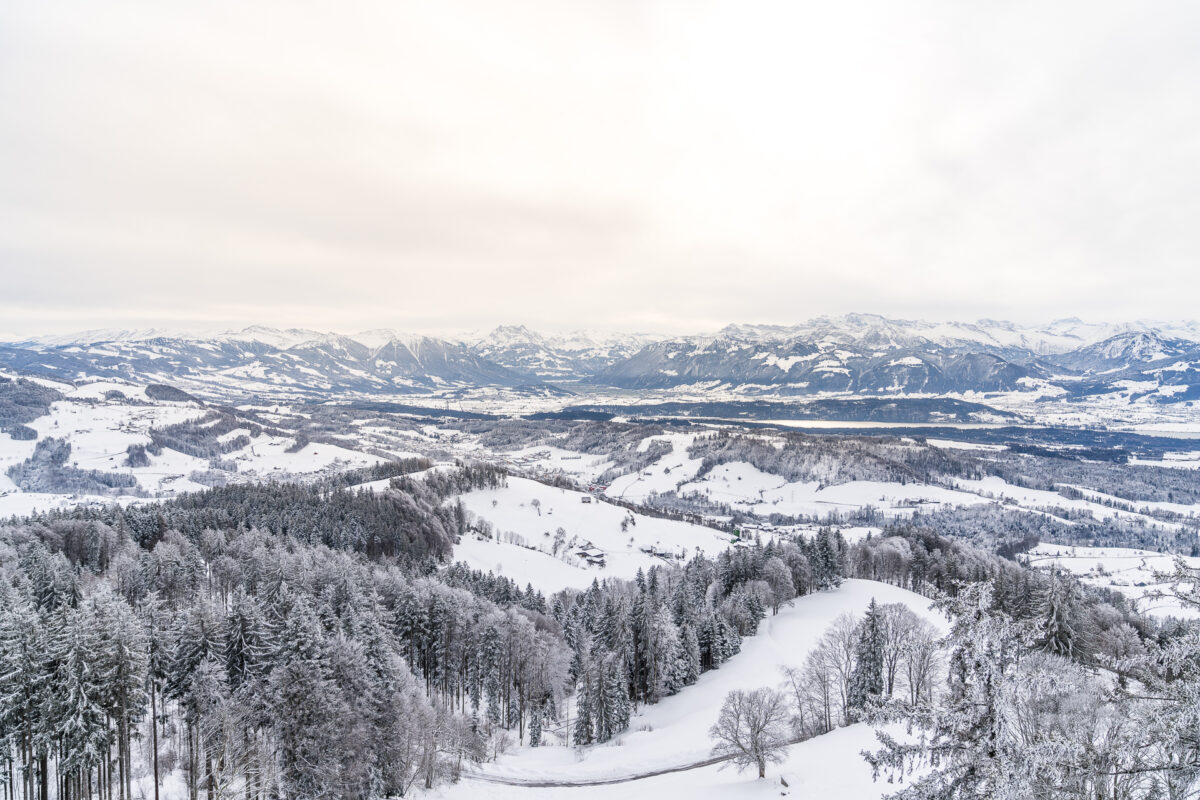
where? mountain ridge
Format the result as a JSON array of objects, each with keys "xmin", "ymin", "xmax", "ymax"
[{"xmin": 1, "ymin": 316, "xmax": 1197, "ymax": 402}]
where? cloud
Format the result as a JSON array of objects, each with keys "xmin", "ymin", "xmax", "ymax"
[{"xmin": 1, "ymin": 0, "xmax": 1198, "ymax": 334}]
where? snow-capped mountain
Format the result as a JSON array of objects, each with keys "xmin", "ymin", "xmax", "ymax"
[
  {"xmin": 588, "ymin": 329, "xmax": 1046, "ymax": 394},
  {"xmin": 1047, "ymin": 331, "xmax": 1199, "ymax": 373},
  {"xmin": 467, "ymin": 325, "xmax": 660, "ymax": 379},
  {"xmin": 702, "ymin": 315, "xmax": 1145, "ymax": 358},
  {"xmin": 0, "ymin": 328, "xmax": 537, "ymax": 398},
  {"xmin": 1, "ymin": 316, "xmax": 1197, "ymax": 402},
  {"xmin": 587, "ymin": 316, "xmax": 1199, "ymax": 395}
]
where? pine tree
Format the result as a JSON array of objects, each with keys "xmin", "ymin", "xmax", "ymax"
[
  {"xmin": 572, "ymin": 656, "xmax": 594, "ymax": 746},
  {"xmin": 599, "ymin": 654, "xmax": 630, "ymax": 741},
  {"xmin": 847, "ymin": 599, "xmax": 885, "ymax": 718},
  {"xmin": 270, "ymin": 597, "xmax": 346, "ymax": 799},
  {"xmin": 0, "ymin": 595, "xmax": 49, "ymax": 800},
  {"xmin": 678, "ymin": 622, "xmax": 701, "ymax": 686},
  {"xmin": 224, "ymin": 590, "xmax": 272, "ymax": 690},
  {"xmin": 95, "ymin": 591, "xmax": 149, "ymax": 800},
  {"xmin": 55, "ymin": 607, "xmax": 109, "ymax": 798},
  {"xmin": 1037, "ymin": 571, "xmax": 1084, "ymax": 659}
]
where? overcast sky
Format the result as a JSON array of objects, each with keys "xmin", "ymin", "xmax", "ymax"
[{"xmin": 2, "ymin": 0, "xmax": 1198, "ymax": 336}]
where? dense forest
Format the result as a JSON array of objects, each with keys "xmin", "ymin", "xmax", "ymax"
[{"xmin": 0, "ymin": 466, "xmax": 841, "ymax": 800}]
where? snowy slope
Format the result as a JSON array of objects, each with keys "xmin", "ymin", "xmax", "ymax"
[
  {"xmin": 453, "ymin": 476, "xmax": 732, "ymax": 592},
  {"xmin": 442, "ymin": 579, "xmax": 946, "ymax": 789},
  {"xmin": 678, "ymin": 463, "xmax": 988, "ymax": 519},
  {"xmin": 438, "ymin": 725, "xmax": 901, "ymax": 800},
  {"xmin": 604, "ymin": 432, "xmax": 706, "ymax": 502}
]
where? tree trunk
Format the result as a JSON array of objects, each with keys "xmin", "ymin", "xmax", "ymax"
[{"xmin": 151, "ymin": 686, "xmax": 160, "ymax": 800}]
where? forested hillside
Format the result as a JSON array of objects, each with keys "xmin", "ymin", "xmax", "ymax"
[{"xmin": 0, "ymin": 468, "xmax": 841, "ymax": 799}]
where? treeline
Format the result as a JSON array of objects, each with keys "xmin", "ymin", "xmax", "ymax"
[
  {"xmin": 686, "ymin": 429, "xmax": 1200, "ymax": 520},
  {"xmin": 19, "ymin": 463, "xmax": 504, "ymax": 565},
  {"xmin": 6, "ymin": 439, "xmax": 140, "ymax": 496},
  {"xmin": 848, "ymin": 527, "xmax": 1160, "ymax": 672},
  {"xmin": 688, "ymin": 430, "xmax": 984, "ymax": 488},
  {"xmin": 982, "ymin": 450, "xmax": 1200, "ymax": 505},
  {"xmin": 147, "ymin": 412, "xmax": 256, "ymax": 461},
  {"xmin": 0, "ymin": 377, "xmax": 61, "ymax": 437},
  {"xmin": 321, "ymin": 457, "xmax": 434, "ymax": 489},
  {"xmin": 905, "ymin": 503, "xmax": 1200, "ymax": 556},
  {"xmin": 0, "ymin": 472, "xmax": 850, "ymax": 800},
  {"xmin": 556, "ymin": 529, "xmax": 847, "ymax": 745}
]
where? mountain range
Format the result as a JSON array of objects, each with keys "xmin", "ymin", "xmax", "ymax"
[{"xmin": 1, "ymin": 315, "xmax": 1198, "ymax": 402}]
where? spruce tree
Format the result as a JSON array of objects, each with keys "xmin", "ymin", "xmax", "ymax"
[{"xmin": 847, "ymin": 599, "xmax": 885, "ymax": 718}]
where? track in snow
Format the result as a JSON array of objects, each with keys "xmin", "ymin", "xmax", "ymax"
[{"xmin": 461, "ymin": 737, "xmax": 805, "ymax": 787}]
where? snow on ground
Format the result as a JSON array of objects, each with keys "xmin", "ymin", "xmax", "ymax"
[
  {"xmin": 438, "ymin": 724, "xmax": 898, "ymax": 800},
  {"xmin": 0, "ymin": 432, "xmax": 39, "ymax": 492},
  {"xmin": 452, "ymin": 476, "xmax": 732, "ymax": 593},
  {"xmin": 925, "ymin": 437, "xmax": 1007, "ymax": 451},
  {"xmin": 1129, "ymin": 451, "xmax": 1200, "ymax": 470},
  {"xmin": 234, "ymin": 438, "xmax": 380, "ymax": 475},
  {"xmin": 1026, "ymin": 543, "xmax": 1200, "ymax": 620},
  {"xmin": 349, "ymin": 464, "xmax": 456, "ymax": 493},
  {"xmin": 955, "ymin": 476, "xmax": 1191, "ymax": 532},
  {"xmin": 501, "ymin": 445, "xmax": 616, "ymax": 485},
  {"xmin": 0, "ymin": 491, "xmax": 146, "ymax": 517},
  {"xmin": 1063, "ymin": 485, "xmax": 1200, "ymax": 519},
  {"xmin": 0, "ymin": 385, "xmax": 385, "ymax": 512},
  {"xmin": 446, "ymin": 580, "xmax": 946, "ymax": 788},
  {"xmin": 604, "ymin": 433, "xmax": 705, "ymax": 502},
  {"xmin": 678, "ymin": 463, "xmax": 989, "ymax": 519}
]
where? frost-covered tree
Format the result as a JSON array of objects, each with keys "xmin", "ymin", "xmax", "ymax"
[
  {"xmin": 709, "ymin": 687, "xmax": 792, "ymax": 778},
  {"xmin": 864, "ymin": 585, "xmax": 1034, "ymax": 799},
  {"xmin": 847, "ymin": 599, "xmax": 886, "ymax": 718},
  {"xmin": 1036, "ymin": 570, "xmax": 1086, "ymax": 660},
  {"xmin": 762, "ymin": 556, "xmax": 796, "ymax": 614}
]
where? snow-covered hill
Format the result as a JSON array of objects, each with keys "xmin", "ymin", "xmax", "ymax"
[
  {"xmin": 437, "ymin": 579, "xmax": 947, "ymax": 797},
  {"xmin": 452, "ymin": 476, "xmax": 732, "ymax": 593}
]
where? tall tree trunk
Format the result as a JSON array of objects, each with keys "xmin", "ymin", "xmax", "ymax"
[
  {"xmin": 151, "ymin": 686, "xmax": 160, "ymax": 800},
  {"xmin": 118, "ymin": 720, "xmax": 126, "ymax": 800},
  {"xmin": 189, "ymin": 724, "xmax": 198, "ymax": 800}
]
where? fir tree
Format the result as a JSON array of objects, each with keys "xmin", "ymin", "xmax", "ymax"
[{"xmin": 847, "ymin": 599, "xmax": 885, "ymax": 718}]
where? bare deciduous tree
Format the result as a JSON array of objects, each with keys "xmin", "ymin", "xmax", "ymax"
[{"xmin": 709, "ymin": 687, "xmax": 791, "ymax": 778}]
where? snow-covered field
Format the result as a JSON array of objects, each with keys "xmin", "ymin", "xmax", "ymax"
[
  {"xmin": 678, "ymin": 461, "xmax": 988, "ymax": 519},
  {"xmin": 604, "ymin": 433, "xmax": 706, "ymax": 502},
  {"xmin": 453, "ymin": 476, "xmax": 733, "ymax": 592},
  {"xmin": 0, "ymin": 379, "xmax": 382, "ymax": 516},
  {"xmin": 954, "ymin": 476, "xmax": 1195, "ymax": 533},
  {"xmin": 1129, "ymin": 451, "xmax": 1200, "ymax": 470},
  {"xmin": 437, "ymin": 579, "xmax": 946, "ymax": 796},
  {"xmin": 1026, "ymin": 543, "xmax": 1200, "ymax": 620}
]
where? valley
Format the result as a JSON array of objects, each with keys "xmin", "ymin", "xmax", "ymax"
[{"xmin": 3, "ymin": 316, "xmax": 1200, "ymax": 800}]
